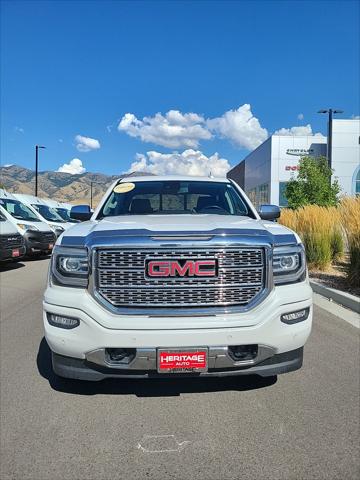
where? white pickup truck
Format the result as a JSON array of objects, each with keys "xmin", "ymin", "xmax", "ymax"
[{"xmin": 43, "ymin": 175, "xmax": 312, "ymax": 381}]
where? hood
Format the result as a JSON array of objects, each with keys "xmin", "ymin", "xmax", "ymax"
[
  {"xmin": 60, "ymin": 214, "xmax": 298, "ymax": 247},
  {"xmin": 0, "ymin": 218, "xmax": 19, "ymax": 236}
]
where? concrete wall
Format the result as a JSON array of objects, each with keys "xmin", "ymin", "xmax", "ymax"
[{"xmin": 331, "ymin": 119, "xmax": 360, "ymax": 195}]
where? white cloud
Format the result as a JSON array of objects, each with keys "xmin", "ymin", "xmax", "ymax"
[
  {"xmin": 128, "ymin": 149, "xmax": 230, "ymax": 177},
  {"xmin": 14, "ymin": 126, "xmax": 24, "ymax": 134},
  {"xmin": 119, "ymin": 104, "xmax": 268, "ymax": 151},
  {"xmin": 57, "ymin": 158, "xmax": 86, "ymax": 174},
  {"xmin": 118, "ymin": 110, "xmax": 212, "ymax": 148},
  {"xmin": 351, "ymin": 114, "xmax": 360, "ymax": 119},
  {"xmin": 75, "ymin": 134, "xmax": 101, "ymax": 152},
  {"xmin": 274, "ymin": 124, "xmax": 325, "ymax": 137},
  {"xmin": 297, "ymin": 113, "xmax": 304, "ymax": 120},
  {"xmin": 3, "ymin": 164, "xmax": 14, "ymax": 168},
  {"xmin": 206, "ymin": 104, "xmax": 268, "ymax": 150}
]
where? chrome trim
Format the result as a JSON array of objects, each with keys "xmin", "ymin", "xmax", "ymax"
[
  {"xmin": 85, "ymin": 345, "xmax": 276, "ymax": 370},
  {"xmin": 87, "ymin": 237, "xmax": 273, "ymax": 315}
]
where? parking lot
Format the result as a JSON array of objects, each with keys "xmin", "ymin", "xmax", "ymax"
[{"xmin": 1, "ymin": 257, "xmax": 359, "ymax": 480}]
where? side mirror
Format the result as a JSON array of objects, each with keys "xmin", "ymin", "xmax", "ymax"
[
  {"xmin": 258, "ymin": 204, "xmax": 281, "ymax": 221},
  {"xmin": 70, "ymin": 205, "xmax": 92, "ymax": 221}
]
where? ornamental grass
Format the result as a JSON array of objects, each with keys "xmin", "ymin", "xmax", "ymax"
[{"xmin": 280, "ymin": 204, "xmax": 344, "ymax": 270}]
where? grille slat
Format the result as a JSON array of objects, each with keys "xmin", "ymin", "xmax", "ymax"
[
  {"xmin": 95, "ymin": 247, "xmax": 265, "ymax": 308},
  {"xmin": 0, "ymin": 233, "xmax": 24, "ymax": 249}
]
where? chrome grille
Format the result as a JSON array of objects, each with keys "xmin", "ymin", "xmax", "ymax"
[{"xmin": 95, "ymin": 247, "xmax": 265, "ymax": 308}]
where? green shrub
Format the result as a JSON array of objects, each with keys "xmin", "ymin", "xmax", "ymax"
[
  {"xmin": 302, "ymin": 232, "xmax": 332, "ymax": 269},
  {"xmin": 348, "ymin": 240, "xmax": 360, "ymax": 286},
  {"xmin": 330, "ymin": 229, "xmax": 344, "ymax": 261}
]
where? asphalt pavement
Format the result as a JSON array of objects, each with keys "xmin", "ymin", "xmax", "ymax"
[{"xmin": 1, "ymin": 257, "xmax": 359, "ymax": 480}]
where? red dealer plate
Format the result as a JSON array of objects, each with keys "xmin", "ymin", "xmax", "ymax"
[
  {"xmin": 12, "ymin": 249, "xmax": 20, "ymax": 257},
  {"xmin": 157, "ymin": 348, "xmax": 208, "ymax": 373}
]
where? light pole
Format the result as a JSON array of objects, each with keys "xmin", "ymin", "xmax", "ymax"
[
  {"xmin": 318, "ymin": 109, "xmax": 343, "ymax": 170},
  {"xmin": 35, "ymin": 145, "xmax": 46, "ymax": 196}
]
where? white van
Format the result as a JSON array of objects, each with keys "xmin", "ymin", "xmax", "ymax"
[
  {"xmin": 0, "ymin": 189, "xmax": 56, "ymax": 256},
  {"xmin": 0, "ymin": 209, "xmax": 26, "ymax": 261},
  {"xmin": 14, "ymin": 194, "xmax": 71, "ymax": 238},
  {"xmin": 43, "ymin": 199, "xmax": 79, "ymax": 224}
]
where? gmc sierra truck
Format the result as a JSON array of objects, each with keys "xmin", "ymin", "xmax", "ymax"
[{"xmin": 43, "ymin": 176, "xmax": 312, "ymax": 381}]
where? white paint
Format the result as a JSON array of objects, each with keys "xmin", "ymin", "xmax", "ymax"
[{"xmin": 137, "ymin": 435, "xmax": 191, "ymax": 453}]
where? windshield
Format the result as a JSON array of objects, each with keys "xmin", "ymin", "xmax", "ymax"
[
  {"xmin": 55, "ymin": 207, "xmax": 78, "ymax": 223},
  {"xmin": 0, "ymin": 198, "xmax": 41, "ymax": 221},
  {"xmin": 31, "ymin": 204, "xmax": 64, "ymax": 222},
  {"xmin": 99, "ymin": 181, "xmax": 252, "ymax": 218}
]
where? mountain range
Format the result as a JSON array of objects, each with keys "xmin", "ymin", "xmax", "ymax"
[{"xmin": 0, "ymin": 165, "xmax": 150, "ymax": 206}]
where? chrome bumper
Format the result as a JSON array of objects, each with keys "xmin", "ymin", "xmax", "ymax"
[{"xmin": 85, "ymin": 345, "xmax": 276, "ymax": 370}]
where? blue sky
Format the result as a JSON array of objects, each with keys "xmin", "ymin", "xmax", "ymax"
[{"xmin": 1, "ymin": 0, "xmax": 359, "ymax": 176}]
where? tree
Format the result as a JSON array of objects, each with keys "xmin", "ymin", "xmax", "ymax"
[{"xmin": 284, "ymin": 156, "xmax": 340, "ymax": 209}]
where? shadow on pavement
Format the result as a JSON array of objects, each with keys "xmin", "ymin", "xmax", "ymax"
[
  {"xmin": 37, "ymin": 337, "xmax": 277, "ymax": 397},
  {"xmin": 0, "ymin": 261, "xmax": 25, "ymax": 272}
]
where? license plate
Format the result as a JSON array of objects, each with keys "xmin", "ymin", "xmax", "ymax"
[
  {"xmin": 157, "ymin": 348, "xmax": 208, "ymax": 373},
  {"xmin": 48, "ymin": 243, "xmax": 54, "ymax": 250},
  {"xmin": 12, "ymin": 249, "xmax": 20, "ymax": 258}
]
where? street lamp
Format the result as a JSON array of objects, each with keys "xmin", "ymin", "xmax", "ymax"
[
  {"xmin": 35, "ymin": 145, "xmax": 46, "ymax": 196},
  {"xmin": 318, "ymin": 109, "xmax": 343, "ymax": 170}
]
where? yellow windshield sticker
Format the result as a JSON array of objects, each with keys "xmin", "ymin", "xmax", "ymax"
[{"xmin": 113, "ymin": 182, "xmax": 135, "ymax": 194}]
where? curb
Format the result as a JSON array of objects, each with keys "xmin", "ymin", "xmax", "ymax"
[{"xmin": 310, "ymin": 280, "xmax": 360, "ymax": 314}]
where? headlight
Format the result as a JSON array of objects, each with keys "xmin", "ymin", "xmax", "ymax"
[
  {"xmin": 17, "ymin": 223, "xmax": 38, "ymax": 232},
  {"xmin": 49, "ymin": 224, "xmax": 65, "ymax": 233},
  {"xmin": 51, "ymin": 246, "xmax": 89, "ymax": 287},
  {"xmin": 273, "ymin": 244, "xmax": 306, "ymax": 285}
]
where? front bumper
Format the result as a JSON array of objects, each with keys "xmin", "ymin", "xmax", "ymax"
[
  {"xmin": 0, "ymin": 245, "xmax": 26, "ymax": 261},
  {"xmin": 52, "ymin": 348, "xmax": 304, "ymax": 380},
  {"xmin": 43, "ymin": 280, "xmax": 312, "ymax": 380},
  {"xmin": 24, "ymin": 230, "xmax": 56, "ymax": 254}
]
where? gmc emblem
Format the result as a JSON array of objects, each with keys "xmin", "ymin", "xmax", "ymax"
[{"xmin": 146, "ymin": 259, "xmax": 217, "ymax": 278}]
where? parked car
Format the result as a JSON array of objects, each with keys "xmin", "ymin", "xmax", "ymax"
[
  {"xmin": 43, "ymin": 199, "xmax": 79, "ymax": 224},
  {"xmin": 14, "ymin": 194, "xmax": 71, "ymax": 238},
  {"xmin": 44, "ymin": 175, "xmax": 312, "ymax": 382},
  {"xmin": 0, "ymin": 189, "xmax": 56, "ymax": 256},
  {"xmin": 0, "ymin": 209, "xmax": 26, "ymax": 262}
]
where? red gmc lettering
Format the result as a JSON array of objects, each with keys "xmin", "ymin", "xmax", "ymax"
[
  {"xmin": 148, "ymin": 261, "xmax": 170, "ymax": 277},
  {"xmin": 147, "ymin": 260, "xmax": 216, "ymax": 277}
]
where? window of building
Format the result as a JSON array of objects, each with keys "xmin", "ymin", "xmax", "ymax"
[
  {"xmin": 353, "ymin": 166, "xmax": 360, "ymax": 196},
  {"xmin": 246, "ymin": 183, "xmax": 269, "ymax": 208},
  {"xmin": 279, "ymin": 182, "xmax": 289, "ymax": 207}
]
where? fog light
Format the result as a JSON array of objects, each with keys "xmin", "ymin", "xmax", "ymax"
[
  {"xmin": 228, "ymin": 345, "xmax": 258, "ymax": 361},
  {"xmin": 47, "ymin": 313, "xmax": 80, "ymax": 329},
  {"xmin": 281, "ymin": 307, "xmax": 310, "ymax": 325},
  {"xmin": 106, "ymin": 348, "xmax": 136, "ymax": 364}
]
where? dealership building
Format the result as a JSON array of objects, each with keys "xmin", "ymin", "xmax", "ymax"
[{"xmin": 227, "ymin": 119, "xmax": 360, "ymax": 207}]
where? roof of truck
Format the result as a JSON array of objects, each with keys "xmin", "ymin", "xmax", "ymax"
[{"xmin": 118, "ymin": 175, "xmax": 230, "ymax": 183}]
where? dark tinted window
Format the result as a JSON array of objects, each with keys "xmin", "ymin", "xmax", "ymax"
[
  {"xmin": 32, "ymin": 204, "xmax": 63, "ymax": 222},
  {"xmin": 99, "ymin": 181, "xmax": 252, "ymax": 218},
  {"xmin": 0, "ymin": 198, "xmax": 41, "ymax": 221}
]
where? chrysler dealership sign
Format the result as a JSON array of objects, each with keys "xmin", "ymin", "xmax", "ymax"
[{"xmin": 286, "ymin": 148, "xmax": 314, "ymax": 156}]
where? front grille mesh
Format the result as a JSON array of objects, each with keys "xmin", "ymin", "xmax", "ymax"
[
  {"xmin": 95, "ymin": 247, "xmax": 265, "ymax": 308},
  {"xmin": 0, "ymin": 233, "xmax": 24, "ymax": 249}
]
